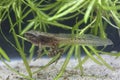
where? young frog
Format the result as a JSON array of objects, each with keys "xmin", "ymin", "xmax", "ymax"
[
  {"xmin": 25, "ymin": 30, "xmax": 64, "ymax": 58},
  {"xmin": 25, "ymin": 30, "xmax": 113, "ymax": 61}
]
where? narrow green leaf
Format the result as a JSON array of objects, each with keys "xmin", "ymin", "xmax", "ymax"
[
  {"xmin": 48, "ymin": 0, "xmax": 85, "ymax": 20},
  {"xmin": 89, "ymin": 46, "xmax": 114, "ymax": 70},
  {"xmin": 82, "ymin": 46, "xmax": 102, "ymax": 65},
  {"xmin": 0, "ymin": 47, "xmax": 10, "ymax": 61},
  {"xmin": 84, "ymin": 0, "xmax": 95, "ymax": 23},
  {"xmin": 54, "ymin": 46, "xmax": 74, "ymax": 79},
  {"xmin": 75, "ymin": 45, "xmax": 84, "ymax": 75},
  {"xmin": 20, "ymin": 21, "xmax": 35, "ymax": 35}
]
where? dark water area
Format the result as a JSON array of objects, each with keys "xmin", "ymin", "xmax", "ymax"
[
  {"xmin": 0, "ymin": 12, "xmax": 120, "ymax": 59},
  {"xmin": 0, "ymin": 25, "xmax": 119, "ymax": 59}
]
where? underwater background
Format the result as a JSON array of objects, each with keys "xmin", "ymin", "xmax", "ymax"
[{"xmin": 0, "ymin": 16, "xmax": 119, "ymax": 59}]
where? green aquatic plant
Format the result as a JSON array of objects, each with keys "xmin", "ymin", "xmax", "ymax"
[
  {"xmin": 0, "ymin": 0, "xmax": 120, "ymax": 80},
  {"xmin": 0, "ymin": 47, "xmax": 10, "ymax": 61}
]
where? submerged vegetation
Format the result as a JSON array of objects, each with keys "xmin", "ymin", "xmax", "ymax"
[{"xmin": 0, "ymin": 0, "xmax": 120, "ymax": 80}]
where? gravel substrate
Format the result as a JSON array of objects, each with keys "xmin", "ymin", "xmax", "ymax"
[{"xmin": 0, "ymin": 54, "xmax": 120, "ymax": 80}]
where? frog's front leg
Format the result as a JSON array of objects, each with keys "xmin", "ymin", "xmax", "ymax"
[
  {"xmin": 34, "ymin": 43, "xmax": 43, "ymax": 61},
  {"xmin": 37, "ymin": 43, "xmax": 42, "ymax": 52}
]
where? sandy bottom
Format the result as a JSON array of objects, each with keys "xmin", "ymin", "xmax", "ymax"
[{"xmin": 0, "ymin": 55, "xmax": 120, "ymax": 80}]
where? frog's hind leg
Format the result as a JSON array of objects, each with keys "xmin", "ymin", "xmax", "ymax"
[{"xmin": 48, "ymin": 46, "xmax": 64, "ymax": 64}]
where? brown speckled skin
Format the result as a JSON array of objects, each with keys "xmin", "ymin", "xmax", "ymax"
[
  {"xmin": 24, "ymin": 30, "xmax": 62, "ymax": 58},
  {"xmin": 25, "ymin": 30, "xmax": 60, "ymax": 47},
  {"xmin": 37, "ymin": 35, "xmax": 59, "ymax": 47}
]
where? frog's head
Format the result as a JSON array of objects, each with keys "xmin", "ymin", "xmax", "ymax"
[{"xmin": 24, "ymin": 30, "xmax": 40, "ymax": 46}]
